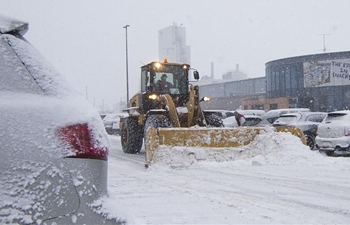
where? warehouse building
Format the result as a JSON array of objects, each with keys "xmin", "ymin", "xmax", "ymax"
[{"xmin": 200, "ymin": 51, "xmax": 350, "ymax": 112}]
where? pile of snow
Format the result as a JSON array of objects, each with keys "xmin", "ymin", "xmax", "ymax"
[{"xmin": 149, "ymin": 127, "xmax": 348, "ymax": 170}]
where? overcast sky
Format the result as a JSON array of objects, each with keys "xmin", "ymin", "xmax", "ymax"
[{"xmin": 2, "ymin": 0, "xmax": 350, "ymax": 112}]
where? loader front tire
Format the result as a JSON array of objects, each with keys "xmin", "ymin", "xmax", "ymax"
[
  {"xmin": 205, "ymin": 114, "xmax": 224, "ymax": 127},
  {"xmin": 121, "ymin": 117, "xmax": 143, "ymax": 154},
  {"xmin": 144, "ymin": 114, "xmax": 172, "ymax": 138},
  {"xmin": 305, "ymin": 133, "xmax": 315, "ymax": 150}
]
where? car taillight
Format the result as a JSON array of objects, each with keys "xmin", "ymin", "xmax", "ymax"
[
  {"xmin": 344, "ymin": 127, "xmax": 350, "ymax": 136},
  {"xmin": 58, "ymin": 123, "xmax": 108, "ymax": 160}
]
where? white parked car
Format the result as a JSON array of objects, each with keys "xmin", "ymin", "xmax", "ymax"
[
  {"xmin": 236, "ymin": 109, "xmax": 266, "ymax": 117},
  {"xmin": 263, "ymin": 108, "xmax": 311, "ymax": 124},
  {"xmin": 316, "ymin": 110, "xmax": 350, "ymax": 156},
  {"xmin": 273, "ymin": 112, "xmax": 327, "ymax": 150},
  {"xmin": 222, "ymin": 114, "xmax": 245, "ymax": 127},
  {"xmin": 0, "ymin": 15, "xmax": 121, "ymax": 224},
  {"xmin": 103, "ymin": 113, "xmax": 128, "ymax": 135},
  {"xmin": 203, "ymin": 110, "xmax": 235, "ymax": 119}
]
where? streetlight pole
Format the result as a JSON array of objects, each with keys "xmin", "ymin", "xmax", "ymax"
[{"xmin": 123, "ymin": 25, "xmax": 130, "ymax": 108}]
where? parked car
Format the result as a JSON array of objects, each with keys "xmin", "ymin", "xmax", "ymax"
[
  {"xmin": 220, "ymin": 110, "xmax": 245, "ymax": 127},
  {"xmin": 223, "ymin": 110, "xmax": 266, "ymax": 127},
  {"xmin": 263, "ymin": 108, "xmax": 311, "ymax": 124},
  {"xmin": 103, "ymin": 113, "xmax": 128, "ymax": 135},
  {"xmin": 222, "ymin": 115, "xmax": 240, "ymax": 127},
  {"xmin": 236, "ymin": 109, "xmax": 266, "ymax": 117},
  {"xmin": 242, "ymin": 115, "xmax": 272, "ymax": 127},
  {"xmin": 203, "ymin": 110, "xmax": 235, "ymax": 119},
  {"xmin": 0, "ymin": 15, "xmax": 120, "ymax": 224},
  {"xmin": 316, "ymin": 110, "xmax": 350, "ymax": 156},
  {"xmin": 231, "ymin": 108, "xmax": 311, "ymax": 128},
  {"xmin": 273, "ymin": 112, "xmax": 327, "ymax": 149}
]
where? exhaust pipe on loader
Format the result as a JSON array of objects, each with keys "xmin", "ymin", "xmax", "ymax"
[{"xmin": 144, "ymin": 126, "xmax": 306, "ymax": 167}]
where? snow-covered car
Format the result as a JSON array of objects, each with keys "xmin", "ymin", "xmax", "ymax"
[
  {"xmin": 0, "ymin": 15, "xmax": 120, "ymax": 224},
  {"xmin": 273, "ymin": 112, "xmax": 327, "ymax": 150},
  {"xmin": 316, "ymin": 110, "xmax": 350, "ymax": 156},
  {"xmin": 224, "ymin": 114, "xmax": 272, "ymax": 127},
  {"xmin": 223, "ymin": 110, "xmax": 267, "ymax": 127},
  {"xmin": 242, "ymin": 115, "xmax": 271, "ymax": 127},
  {"xmin": 222, "ymin": 115, "xmax": 238, "ymax": 127},
  {"xmin": 222, "ymin": 114, "xmax": 245, "ymax": 127},
  {"xmin": 103, "ymin": 113, "xmax": 128, "ymax": 135},
  {"xmin": 236, "ymin": 109, "xmax": 266, "ymax": 117},
  {"xmin": 264, "ymin": 108, "xmax": 311, "ymax": 124},
  {"xmin": 203, "ymin": 110, "xmax": 235, "ymax": 119}
]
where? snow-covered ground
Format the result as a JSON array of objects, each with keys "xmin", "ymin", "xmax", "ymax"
[{"xmin": 102, "ymin": 130, "xmax": 350, "ymax": 224}]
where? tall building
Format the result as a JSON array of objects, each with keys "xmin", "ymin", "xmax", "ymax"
[{"xmin": 158, "ymin": 23, "xmax": 191, "ymax": 64}]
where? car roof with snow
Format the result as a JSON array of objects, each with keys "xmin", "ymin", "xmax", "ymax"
[{"xmin": 0, "ymin": 15, "xmax": 28, "ymax": 35}]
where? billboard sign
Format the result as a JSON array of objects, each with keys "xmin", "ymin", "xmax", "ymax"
[{"xmin": 303, "ymin": 59, "xmax": 350, "ymax": 87}]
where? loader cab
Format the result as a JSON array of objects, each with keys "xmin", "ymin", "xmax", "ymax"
[
  {"xmin": 141, "ymin": 62, "xmax": 191, "ymax": 95},
  {"xmin": 141, "ymin": 61, "xmax": 191, "ymax": 95},
  {"xmin": 138, "ymin": 60, "xmax": 196, "ymax": 113}
]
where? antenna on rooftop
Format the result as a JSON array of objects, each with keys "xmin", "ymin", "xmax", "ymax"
[{"xmin": 317, "ymin": 33, "xmax": 330, "ymax": 53}]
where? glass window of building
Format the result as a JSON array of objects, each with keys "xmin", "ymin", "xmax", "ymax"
[
  {"xmin": 286, "ymin": 67, "xmax": 291, "ymax": 89},
  {"xmin": 270, "ymin": 103, "xmax": 278, "ymax": 110}
]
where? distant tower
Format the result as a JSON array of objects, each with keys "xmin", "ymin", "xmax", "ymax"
[
  {"xmin": 222, "ymin": 64, "xmax": 247, "ymax": 81},
  {"xmin": 158, "ymin": 23, "xmax": 191, "ymax": 64}
]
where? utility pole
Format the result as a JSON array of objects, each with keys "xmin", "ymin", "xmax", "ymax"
[
  {"xmin": 123, "ymin": 25, "xmax": 130, "ymax": 108},
  {"xmin": 318, "ymin": 34, "xmax": 330, "ymax": 53}
]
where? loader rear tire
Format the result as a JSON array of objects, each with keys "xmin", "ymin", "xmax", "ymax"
[
  {"xmin": 205, "ymin": 114, "xmax": 224, "ymax": 127},
  {"xmin": 121, "ymin": 117, "xmax": 143, "ymax": 154}
]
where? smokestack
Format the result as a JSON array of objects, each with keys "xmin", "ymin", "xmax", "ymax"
[
  {"xmin": 236, "ymin": 64, "xmax": 239, "ymax": 71},
  {"xmin": 211, "ymin": 62, "xmax": 214, "ymax": 79}
]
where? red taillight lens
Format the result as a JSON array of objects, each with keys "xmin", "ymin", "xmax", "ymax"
[
  {"xmin": 345, "ymin": 127, "xmax": 350, "ymax": 136},
  {"xmin": 59, "ymin": 123, "xmax": 108, "ymax": 160}
]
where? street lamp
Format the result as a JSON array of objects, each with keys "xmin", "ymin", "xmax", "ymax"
[{"xmin": 123, "ymin": 24, "xmax": 130, "ymax": 108}]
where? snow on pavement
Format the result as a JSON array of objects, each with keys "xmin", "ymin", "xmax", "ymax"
[{"xmin": 102, "ymin": 129, "xmax": 350, "ymax": 224}]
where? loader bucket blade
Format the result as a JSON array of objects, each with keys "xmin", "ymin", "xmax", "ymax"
[
  {"xmin": 275, "ymin": 126, "xmax": 306, "ymax": 145},
  {"xmin": 144, "ymin": 126, "xmax": 306, "ymax": 166}
]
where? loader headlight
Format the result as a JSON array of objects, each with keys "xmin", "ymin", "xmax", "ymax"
[
  {"xmin": 154, "ymin": 62, "xmax": 162, "ymax": 69},
  {"xmin": 200, "ymin": 96, "xmax": 210, "ymax": 102},
  {"xmin": 148, "ymin": 94, "xmax": 159, "ymax": 100}
]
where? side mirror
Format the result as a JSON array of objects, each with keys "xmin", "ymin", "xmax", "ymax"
[{"xmin": 193, "ymin": 71, "xmax": 200, "ymax": 80}]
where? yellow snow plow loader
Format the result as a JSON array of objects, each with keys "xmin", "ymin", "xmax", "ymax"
[{"xmin": 120, "ymin": 59, "xmax": 306, "ymax": 165}]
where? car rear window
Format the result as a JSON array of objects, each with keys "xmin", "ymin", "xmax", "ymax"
[
  {"xmin": 0, "ymin": 36, "xmax": 43, "ymax": 94},
  {"xmin": 306, "ymin": 114, "xmax": 326, "ymax": 122},
  {"xmin": 0, "ymin": 34, "xmax": 75, "ymax": 96},
  {"xmin": 243, "ymin": 117, "xmax": 262, "ymax": 126},
  {"xmin": 324, "ymin": 113, "xmax": 349, "ymax": 122},
  {"xmin": 274, "ymin": 115, "xmax": 297, "ymax": 124},
  {"xmin": 225, "ymin": 112, "xmax": 235, "ymax": 117}
]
